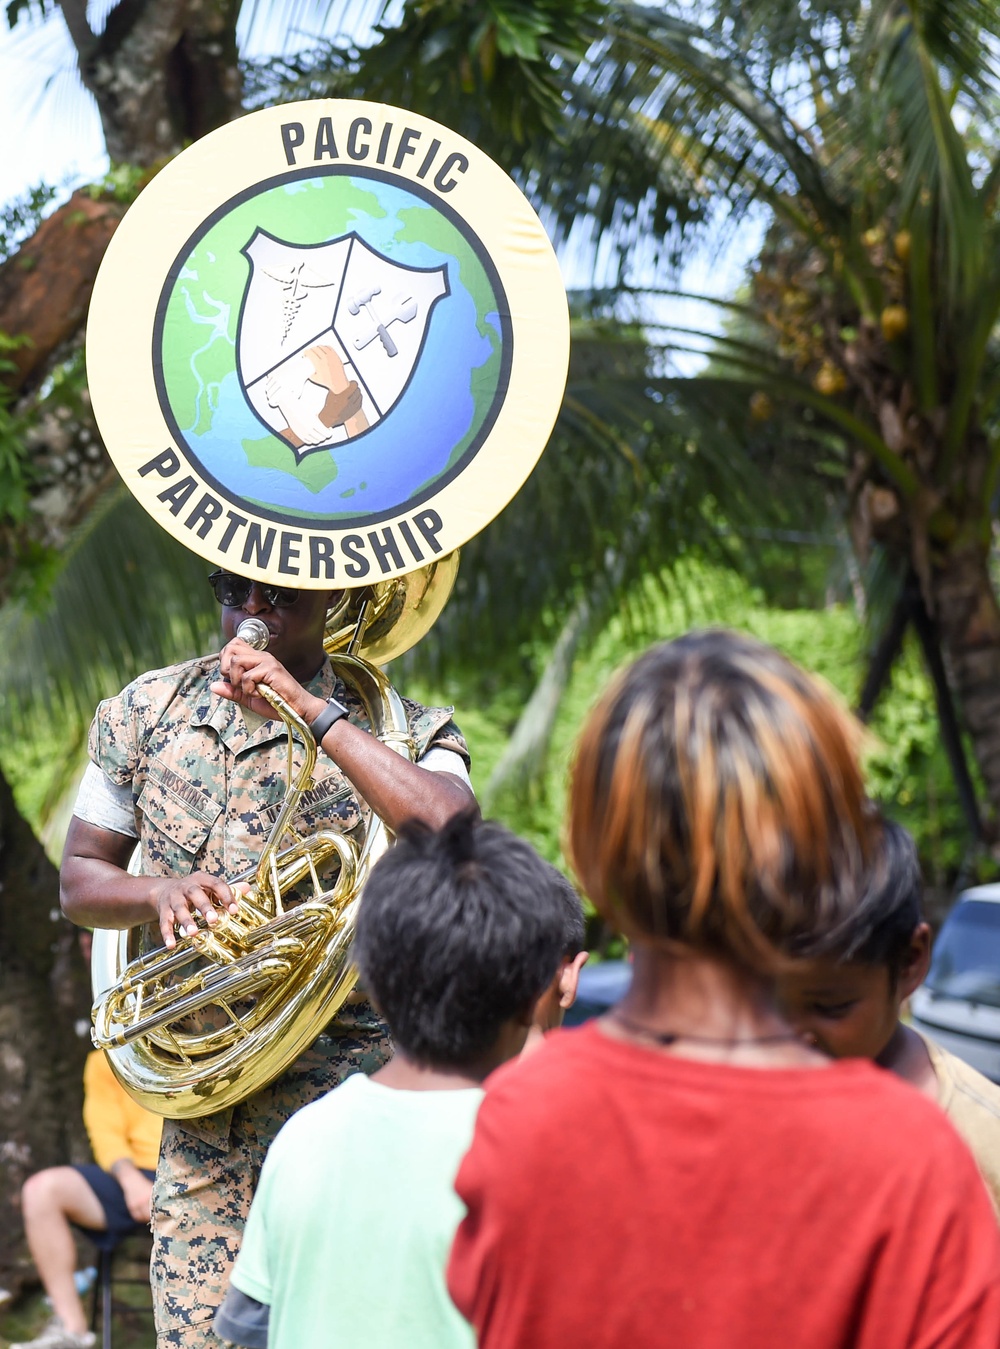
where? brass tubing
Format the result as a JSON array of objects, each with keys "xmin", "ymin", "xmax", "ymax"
[
  {"xmin": 105, "ymin": 957, "xmax": 294, "ymax": 1044},
  {"xmin": 253, "ymin": 686, "xmax": 316, "ymax": 897},
  {"xmin": 91, "ymin": 650, "xmax": 414, "ymax": 1116}
]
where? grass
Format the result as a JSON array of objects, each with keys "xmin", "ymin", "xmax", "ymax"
[{"xmin": 0, "ymin": 1246, "xmax": 155, "ymax": 1349}]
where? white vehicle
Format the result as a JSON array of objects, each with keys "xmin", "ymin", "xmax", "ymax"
[{"xmin": 911, "ymin": 884, "xmax": 1000, "ymax": 1084}]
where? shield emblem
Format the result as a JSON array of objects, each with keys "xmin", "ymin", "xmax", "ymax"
[{"xmin": 237, "ymin": 229, "xmax": 449, "ymax": 459}]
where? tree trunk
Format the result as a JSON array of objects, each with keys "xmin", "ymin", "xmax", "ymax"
[
  {"xmin": 0, "ymin": 0, "xmax": 246, "ymax": 1304},
  {"xmin": 0, "ymin": 192, "xmax": 124, "ymax": 394},
  {"xmin": 61, "ymin": 0, "xmax": 244, "ymax": 165},
  {"xmin": 0, "ymin": 2, "xmax": 247, "ymax": 596},
  {"xmin": 927, "ymin": 543, "xmax": 1000, "ymax": 827},
  {"xmin": 0, "ymin": 766, "xmax": 91, "ymax": 1302},
  {"xmin": 483, "ymin": 596, "xmax": 590, "ymax": 810},
  {"xmin": 0, "ymin": 191, "xmax": 124, "ymax": 600}
]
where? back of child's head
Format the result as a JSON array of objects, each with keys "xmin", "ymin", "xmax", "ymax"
[
  {"xmin": 803, "ymin": 817, "xmax": 922, "ymax": 981},
  {"xmin": 569, "ymin": 630, "xmax": 876, "ymax": 972},
  {"xmin": 547, "ymin": 864, "xmax": 585, "ymax": 959},
  {"xmin": 354, "ymin": 811, "xmax": 570, "ymax": 1068}
]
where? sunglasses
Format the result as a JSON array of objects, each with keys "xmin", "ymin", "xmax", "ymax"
[{"xmin": 208, "ymin": 571, "xmax": 300, "ymax": 608}]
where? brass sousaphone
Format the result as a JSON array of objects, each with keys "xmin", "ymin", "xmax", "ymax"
[
  {"xmin": 85, "ymin": 98, "xmax": 569, "ymax": 1117},
  {"xmin": 90, "ymin": 558, "xmax": 459, "ymax": 1117}
]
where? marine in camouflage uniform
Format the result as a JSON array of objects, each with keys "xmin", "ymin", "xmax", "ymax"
[{"xmin": 80, "ymin": 644, "xmax": 470, "ymax": 1349}]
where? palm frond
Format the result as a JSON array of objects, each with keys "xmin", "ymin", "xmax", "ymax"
[
  {"xmin": 864, "ymin": 3, "xmax": 984, "ymax": 298},
  {"xmin": 404, "ymin": 319, "xmax": 787, "ymax": 691},
  {"xmin": 608, "ymin": 9, "xmax": 850, "ymax": 234},
  {"xmin": 0, "ymin": 487, "xmax": 218, "ymax": 730}
]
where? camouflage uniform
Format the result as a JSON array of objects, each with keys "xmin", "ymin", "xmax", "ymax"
[{"xmin": 88, "ymin": 653, "xmax": 469, "ymax": 1348}]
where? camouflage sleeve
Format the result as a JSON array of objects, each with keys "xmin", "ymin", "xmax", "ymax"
[
  {"xmin": 86, "ymin": 656, "xmax": 211, "ymax": 790},
  {"xmin": 87, "ymin": 687, "xmax": 141, "ymax": 788},
  {"xmin": 401, "ymin": 697, "xmax": 470, "ymax": 769}
]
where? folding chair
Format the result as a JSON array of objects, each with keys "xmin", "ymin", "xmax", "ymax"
[{"xmin": 89, "ymin": 1230, "xmax": 154, "ymax": 1349}]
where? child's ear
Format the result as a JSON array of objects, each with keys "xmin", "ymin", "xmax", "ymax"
[
  {"xmin": 898, "ymin": 922, "xmax": 933, "ymax": 1000},
  {"xmin": 558, "ymin": 951, "xmax": 589, "ymax": 1010}
]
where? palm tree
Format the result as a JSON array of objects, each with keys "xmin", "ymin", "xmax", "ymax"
[
  {"xmin": 553, "ymin": 1, "xmax": 1000, "ymax": 819},
  {"xmin": 243, "ymin": 0, "xmax": 1000, "ymax": 820}
]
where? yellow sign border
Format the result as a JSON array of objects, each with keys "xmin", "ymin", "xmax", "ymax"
[{"xmin": 87, "ymin": 99, "xmax": 569, "ymax": 587}]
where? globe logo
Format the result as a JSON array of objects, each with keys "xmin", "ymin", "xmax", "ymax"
[{"xmin": 154, "ymin": 168, "xmax": 511, "ymax": 530}]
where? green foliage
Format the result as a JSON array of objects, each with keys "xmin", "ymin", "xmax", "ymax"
[
  {"xmin": 2, "ymin": 1276, "xmax": 153, "ymax": 1348},
  {"xmin": 2, "ymin": 560, "xmax": 974, "ymax": 912},
  {"xmin": 0, "ymin": 489, "xmax": 222, "ymax": 845},
  {"xmin": 0, "ymin": 2, "xmax": 820, "ymax": 734},
  {"xmin": 589, "ymin": 1, "xmax": 1000, "ymax": 520},
  {"xmin": 246, "ymin": 0, "xmax": 605, "ymax": 153},
  {"xmin": 864, "ymin": 640, "xmax": 980, "ymax": 884},
  {"xmin": 0, "ymin": 717, "xmax": 86, "ymax": 852},
  {"xmin": 0, "ymin": 183, "xmax": 89, "ymax": 602},
  {"xmin": 361, "ymin": 0, "xmax": 605, "ymax": 145},
  {"xmin": 0, "ymin": 342, "xmax": 97, "ymax": 605},
  {"xmin": 244, "ymin": 0, "xmax": 703, "ymax": 264},
  {"xmin": 0, "ymin": 488, "xmax": 220, "ymax": 727},
  {"xmin": 0, "ymin": 182, "xmax": 57, "ymax": 264},
  {"xmin": 85, "ymin": 162, "xmax": 150, "ymax": 207},
  {"xmin": 406, "ymin": 562, "xmax": 976, "ymax": 884},
  {"xmin": 0, "ymin": 330, "xmax": 34, "ymax": 525}
]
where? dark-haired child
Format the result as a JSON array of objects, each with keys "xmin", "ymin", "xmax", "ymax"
[
  {"xmin": 523, "ymin": 865, "xmax": 588, "ymax": 1054},
  {"xmin": 779, "ymin": 817, "xmax": 1000, "ymax": 1214},
  {"xmin": 214, "ymin": 812, "xmax": 571, "ymax": 1349}
]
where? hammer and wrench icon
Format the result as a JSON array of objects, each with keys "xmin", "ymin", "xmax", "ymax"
[{"xmin": 348, "ymin": 286, "xmax": 418, "ymax": 358}]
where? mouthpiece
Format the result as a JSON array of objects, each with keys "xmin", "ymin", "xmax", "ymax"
[{"xmin": 236, "ymin": 618, "xmax": 270, "ymax": 651}]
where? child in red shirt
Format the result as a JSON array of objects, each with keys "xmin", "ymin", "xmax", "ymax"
[{"xmin": 448, "ymin": 631, "xmax": 1000, "ymax": 1349}]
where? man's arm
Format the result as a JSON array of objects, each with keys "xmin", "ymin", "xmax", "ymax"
[
  {"xmin": 214, "ymin": 639, "xmax": 477, "ymax": 832},
  {"xmin": 61, "ymin": 816, "xmax": 239, "ymax": 948},
  {"xmin": 109, "ymin": 1158, "xmax": 154, "ymax": 1223},
  {"xmin": 311, "ymin": 718, "xmax": 474, "ymax": 831}
]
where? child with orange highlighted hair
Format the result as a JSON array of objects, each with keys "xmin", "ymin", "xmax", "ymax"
[{"xmin": 448, "ymin": 631, "xmax": 1000, "ymax": 1349}]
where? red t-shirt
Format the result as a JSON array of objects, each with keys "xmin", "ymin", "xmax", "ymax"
[{"xmin": 448, "ymin": 1021, "xmax": 1000, "ymax": 1349}]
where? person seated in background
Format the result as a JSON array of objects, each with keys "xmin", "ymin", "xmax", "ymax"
[
  {"xmin": 522, "ymin": 864, "xmax": 588, "ymax": 1054},
  {"xmin": 447, "ymin": 631, "xmax": 1000, "ymax": 1349},
  {"xmin": 15, "ymin": 934, "xmax": 163, "ymax": 1349},
  {"xmin": 214, "ymin": 811, "xmax": 572, "ymax": 1349},
  {"xmin": 779, "ymin": 816, "xmax": 1000, "ymax": 1216}
]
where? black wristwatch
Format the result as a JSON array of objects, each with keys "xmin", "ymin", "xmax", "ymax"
[{"xmin": 308, "ymin": 696, "xmax": 350, "ymax": 742}]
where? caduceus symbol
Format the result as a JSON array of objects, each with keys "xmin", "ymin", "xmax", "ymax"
[{"xmin": 259, "ymin": 259, "xmax": 338, "ymax": 343}]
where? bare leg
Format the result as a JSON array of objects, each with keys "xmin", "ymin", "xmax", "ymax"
[{"xmin": 21, "ymin": 1168, "xmax": 106, "ymax": 1333}]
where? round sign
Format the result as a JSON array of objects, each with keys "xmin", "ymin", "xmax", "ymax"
[{"xmin": 87, "ymin": 100, "xmax": 569, "ymax": 587}]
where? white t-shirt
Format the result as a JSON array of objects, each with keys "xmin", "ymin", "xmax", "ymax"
[{"xmin": 230, "ymin": 1074, "xmax": 482, "ymax": 1349}]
